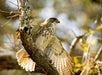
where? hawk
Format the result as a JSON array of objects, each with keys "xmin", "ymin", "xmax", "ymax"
[{"xmin": 16, "ymin": 18, "xmax": 73, "ymax": 75}]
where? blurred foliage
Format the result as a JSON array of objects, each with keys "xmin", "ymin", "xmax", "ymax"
[
  {"xmin": 29, "ymin": 0, "xmax": 46, "ymax": 9},
  {"xmin": 0, "ymin": 0, "xmax": 102, "ymax": 75}
]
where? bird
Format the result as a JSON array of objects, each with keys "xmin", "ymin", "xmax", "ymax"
[
  {"xmin": 45, "ymin": 36, "xmax": 73, "ymax": 75},
  {"xmin": 32, "ymin": 17, "xmax": 60, "ymax": 51},
  {"xmin": 16, "ymin": 17, "xmax": 73, "ymax": 75}
]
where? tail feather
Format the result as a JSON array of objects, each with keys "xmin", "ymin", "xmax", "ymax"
[
  {"xmin": 16, "ymin": 48, "xmax": 36, "ymax": 71},
  {"xmin": 48, "ymin": 50, "xmax": 73, "ymax": 75}
]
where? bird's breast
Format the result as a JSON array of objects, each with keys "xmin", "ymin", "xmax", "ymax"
[{"xmin": 35, "ymin": 27, "xmax": 55, "ymax": 51}]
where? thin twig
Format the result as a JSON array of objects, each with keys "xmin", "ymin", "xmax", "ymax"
[
  {"xmin": 94, "ymin": 46, "xmax": 102, "ymax": 61},
  {"xmin": 70, "ymin": 34, "xmax": 85, "ymax": 51},
  {"xmin": 8, "ymin": 1, "xmax": 18, "ymax": 7}
]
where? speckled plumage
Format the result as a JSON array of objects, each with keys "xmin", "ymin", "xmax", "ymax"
[{"xmin": 16, "ymin": 17, "xmax": 73, "ymax": 75}]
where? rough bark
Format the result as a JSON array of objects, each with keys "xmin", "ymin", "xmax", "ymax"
[
  {"xmin": 18, "ymin": 0, "xmax": 59, "ymax": 75},
  {"xmin": 20, "ymin": 29, "xmax": 58, "ymax": 75}
]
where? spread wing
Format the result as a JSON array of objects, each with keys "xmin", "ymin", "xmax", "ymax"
[
  {"xmin": 45, "ymin": 36, "xmax": 73, "ymax": 75},
  {"xmin": 16, "ymin": 18, "xmax": 53, "ymax": 71},
  {"xmin": 16, "ymin": 48, "xmax": 36, "ymax": 71}
]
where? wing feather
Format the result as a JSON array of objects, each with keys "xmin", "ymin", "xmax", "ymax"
[
  {"xmin": 16, "ymin": 48, "xmax": 36, "ymax": 71},
  {"xmin": 45, "ymin": 36, "xmax": 73, "ymax": 75}
]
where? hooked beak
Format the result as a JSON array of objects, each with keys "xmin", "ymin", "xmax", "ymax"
[{"xmin": 57, "ymin": 20, "xmax": 60, "ymax": 23}]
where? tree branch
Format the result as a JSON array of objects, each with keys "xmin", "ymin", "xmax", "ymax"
[
  {"xmin": 70, "ymin": 34, "xmax": 85, "ymax": 55},
  {"xmin": 94, "ymin": 45, "xmax": 102, "ymax": 61},
  {"xmin": 0, "ymin": 56, "xmax": 20, "ymax": 71},
  {"xmin": 18, "ymin": 0, "xmax": 58, "ymax": 75},
  {"xmin": 20, "ymin": 30, "xmax": 58, "ymax": 75}
]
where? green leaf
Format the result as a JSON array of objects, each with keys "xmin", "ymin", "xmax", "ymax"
[
  {"xmin": 96, "ymin": 24, "xmax": 102, "ymax": 31},
  {"xmin": 98, "ymin": 37, "xmax": 102, "ymax": 44},
  {"xmin": 80, "ymin": 39, "xmax": 87, "ymax": 51}
]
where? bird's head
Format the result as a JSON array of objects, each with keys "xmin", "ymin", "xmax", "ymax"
[{"xmin": 41, "ymin": 17, "xmax": 60, "ymax": 26}]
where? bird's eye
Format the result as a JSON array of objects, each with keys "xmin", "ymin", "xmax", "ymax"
[{"xmin": 57, "ymin": 20, "xmax": 60, "ymax": 23}]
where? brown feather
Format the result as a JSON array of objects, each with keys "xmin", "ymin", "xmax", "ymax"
[
  {"xmin": 16, "ymin": 48, "xmax": 36, "ymax": 71},
  {"xmin": 45, "ymin": 36, "xmax": 73, "ymax": 75}
]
